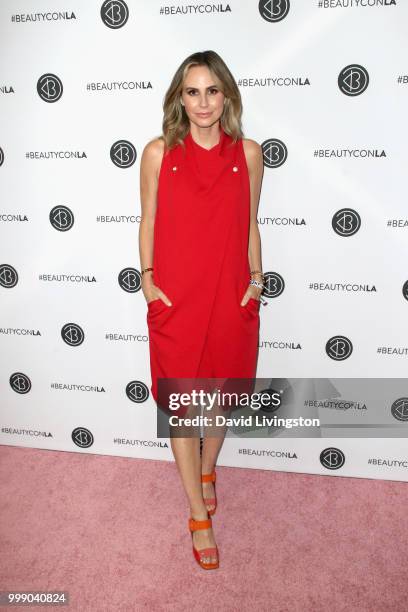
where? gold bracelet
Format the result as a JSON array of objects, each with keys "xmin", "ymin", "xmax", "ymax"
[{"xmin": 141, "ymin": 267, "xmax": 154, "ymax": 275}]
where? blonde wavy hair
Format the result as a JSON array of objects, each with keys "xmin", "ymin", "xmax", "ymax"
[{"xmin": 160, "ymin": 50, "xmax": 243, "ymax": 152}]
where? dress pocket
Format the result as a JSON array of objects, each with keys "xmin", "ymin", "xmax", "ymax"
[
  {"xmin": 239, "ymin": 296, "xmax": 260, "ymax": 321},
  {"xmin": 147, "ymin": 298, "xmax": 168, "ymax": 315},
  {"xmin": 244, "ymin": 297, "xmax": 260, "ymax": 311}
]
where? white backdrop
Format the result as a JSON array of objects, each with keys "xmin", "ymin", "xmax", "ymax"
[{"xmin": 1, "ymin": 0, "xmax": 408, "ymax": 481}]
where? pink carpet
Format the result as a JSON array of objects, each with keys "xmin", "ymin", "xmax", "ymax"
[{"xmin": 0, "ymin": 444, "xmax": 407, "ymax": 611}]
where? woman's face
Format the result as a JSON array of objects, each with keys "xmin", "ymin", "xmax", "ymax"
[{"xmin": 181, "ymin": 65, "xmax": 225, "ymax": 128}]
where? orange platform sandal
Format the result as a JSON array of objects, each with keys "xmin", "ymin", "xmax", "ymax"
[
  {"xmin": 188, "ymin": 515, "xmax": 219, "ymax": 570},
  {"xmin": 201, "ymin": 470, "xmax": 217, "ymax": 516}
]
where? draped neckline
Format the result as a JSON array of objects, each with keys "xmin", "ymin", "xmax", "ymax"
[{"xmin": 186, "ymin": 127, "xmax": 225, "ymax": 154}]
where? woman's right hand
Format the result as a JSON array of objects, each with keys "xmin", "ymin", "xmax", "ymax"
[{"xmin": 142, "ymin": 277, "xmax": 172, "ymax": 307}]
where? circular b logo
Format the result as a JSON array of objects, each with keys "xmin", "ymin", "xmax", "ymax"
[
  {"xmin": 332, "ymin": 208, "xmax": 361, "ymax": 237},
  {"xmin": 262, "ymin": 272, "xmax": 285, "ymax": 298},
  {"xmin": 0, "ymin": 264, "xmax": 18, "ymax": 288},
  {"xmin": 338, "ymin": 64, "xmax": 369, "ymax": 96},
  {"xmin": 118, "ymin": 268, "xmax": 141, "ymax": 293},
  {"xmin": 110, "ymin": 140, "xmax": 137, "ymax": 168},
  {"xmin": 391, "ymin": 398, "xmax": 408, "ymax": 422},
  {"xmin": 72, "ymin": 427, "xmax": 94, "ymax": 448},
  {"xmin": 258, "ymin": 0, "xmax": 290, "ymax": 22},
  {"xmin": 50, "ymin": 206, "xmax": 74, "ymax": 231},
  {"xmin": 402, "ymin": 280, "xmax": 408, "ymax": 302},
  {"xmin": 126, "ymin": 380, "xmax": 150, "ymax": 403},
  {"xmin": 10, "ymin": 372, "xmax": 32, "ymax": 394},
  {"xmin": 37, "ymin": 73, "xmax": 63, "ymax": 102},
  {"xmin": 326, "ymin": 336, "xmax": 353, "ymax": 361},
  {"xmin": 61, "ymin": 323, "xmax": 85, "ymax": 347},
  {"xmin": 101, "ymin": 0, "xmax": 129, "ymax": 29},
  {"xmin": 261, "ymin": 138, "xmax": 287, "ymax": 168},
  {"xmin": 320, "ymin": 447, "xmax": 345, "ymax": 470}
]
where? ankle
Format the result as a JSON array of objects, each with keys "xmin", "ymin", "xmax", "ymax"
[
  {"xmin": 201, "ymin": 466, "xmax": 215, "ymax": 475},
  {"xmin": 190, "ymin": 506, "xmax": 210, "ymax": 521}
]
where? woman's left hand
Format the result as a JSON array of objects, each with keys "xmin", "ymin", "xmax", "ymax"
[{"xmin": 240, "ymin": 285, "xmax": 262, "ymax": 307}]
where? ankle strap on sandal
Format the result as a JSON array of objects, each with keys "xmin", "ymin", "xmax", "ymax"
[
  {"xmin": 189, "ymin": 517, "xmax": 212, "ymax": 531},
  {"xmin": 201, "ymin": 471, "xmax": 216, "ymax": 483}
]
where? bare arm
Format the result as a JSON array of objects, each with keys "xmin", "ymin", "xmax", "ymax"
[
  {"xmin": 138, "ymin": 137, "xmax": 172, "ymax": 306},
  {"xmin": 242, "ymin": 138, "xmax": 264, "ymax": 303}
]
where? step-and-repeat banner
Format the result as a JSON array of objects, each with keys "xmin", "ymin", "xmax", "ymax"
[{"xmin": 1, "ymin": 1, "xmax": 407, "ymax": 481}]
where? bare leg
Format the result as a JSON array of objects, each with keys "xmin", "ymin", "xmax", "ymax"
[
  {"xmin": 170, "ymin": 433, "xmax": 218, "ymax": 565},
  {"xmin": 201, "ymin": 434, "xmax": 226, "ymax": 472},
  {"xmin": 201, "ymin": 389, "xmax": 228, "ymax": 512}
]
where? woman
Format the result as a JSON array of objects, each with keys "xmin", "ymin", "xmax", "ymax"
[{"xmin": 138, "ymin": 50, "xmax": 264, "ymax": 570}]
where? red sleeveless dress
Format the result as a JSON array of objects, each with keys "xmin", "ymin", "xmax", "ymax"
[{"xmin": 147, "ymin": 125, "xmax": 259, "ymax": 414}]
